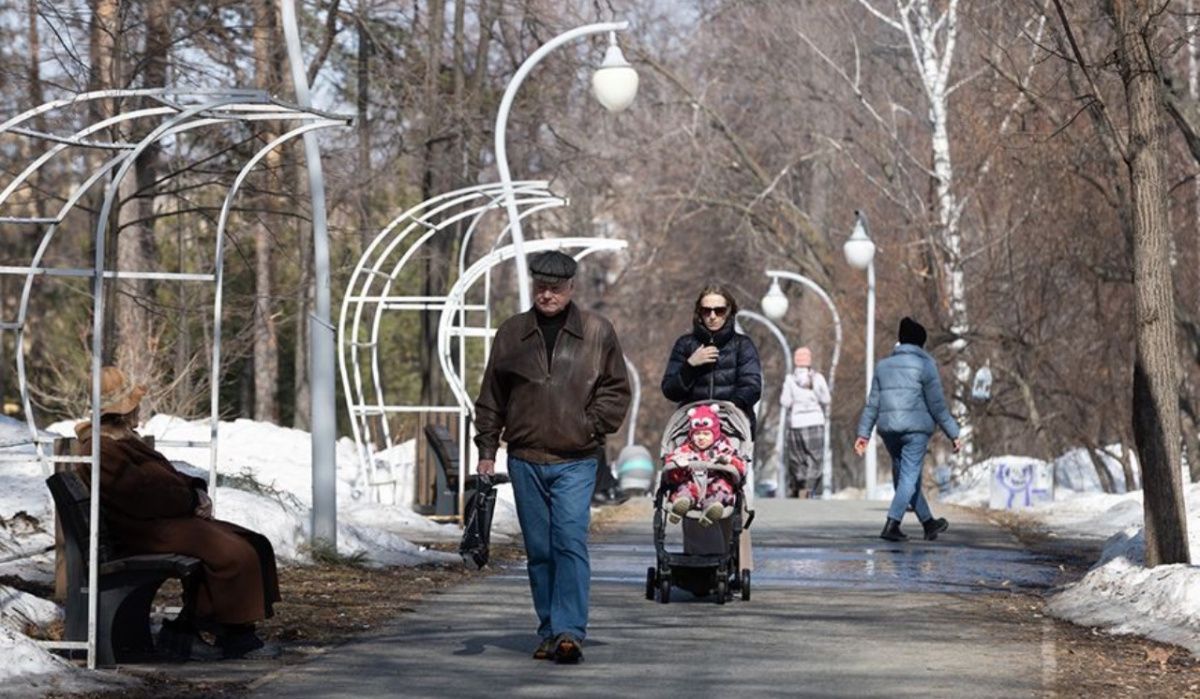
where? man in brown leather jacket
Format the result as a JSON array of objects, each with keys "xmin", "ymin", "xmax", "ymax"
[{"xmin": 474, "ymin": 250, "xmax": 630, "ymax": 664}]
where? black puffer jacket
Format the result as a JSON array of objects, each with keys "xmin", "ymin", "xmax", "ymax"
[{"xmin": 661, "ymin": 320, "xmax": 763, "ymax": 435}]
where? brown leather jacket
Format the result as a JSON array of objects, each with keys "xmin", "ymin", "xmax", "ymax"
[{"xmin": 474, "ymin": 303, "xmax": 631, "ymax": 464}]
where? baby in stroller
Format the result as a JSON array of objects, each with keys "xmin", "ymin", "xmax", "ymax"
[{"xmin": 662, "ymin": 404, "xmax": 747, "ymax": 527}]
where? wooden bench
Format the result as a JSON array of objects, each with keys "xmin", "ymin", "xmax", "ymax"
[
  {"xmin": 45, "ymin": 470, "xmax": 202, "ymax": 665},
  {"xmin": 423, "ymin": 424, "xmax": 508, "ymax": 517}
]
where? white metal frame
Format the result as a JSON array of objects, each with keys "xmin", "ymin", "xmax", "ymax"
[
  {"xmin": 765, "ymin": 270, "xmax": 843, "ymax": 498},
  {"xmin": 0, "ymin": 88, "xmax": 349, "ymax": 668},
  {"xmin": 437, "ymin": 237, "xmax": 629, "ymax": 510},
  {"xmin": 337, "ymin": 182, "xmax": 567, "ymax": 506}
]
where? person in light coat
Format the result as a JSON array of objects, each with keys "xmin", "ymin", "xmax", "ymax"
[
  {"xmin": 780, "ymin": 347, "xmax": 830, "ymax": 498},
  {"xmin": 854, "ymin": 317, "xmax": 961, "ymax": 542}
]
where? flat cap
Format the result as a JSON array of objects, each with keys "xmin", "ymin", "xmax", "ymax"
[{"xmin": 528, "ymin": 250, "xmax": 577, "ymax": 280}]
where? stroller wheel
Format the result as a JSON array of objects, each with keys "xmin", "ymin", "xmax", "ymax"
[
  {"xmin": 645, "ymin": 567, "xmax": 656, "ymax": 601},
  {"xmin": 741, "ymin": 569, "xmax": 751, "ymax": 601},
  {"xmin": 716, "ymin": 576, "xmax": 728, "ymax": 605},
  {"xmin": 658, "ymin": 577, "xmax": 671, "ymax": 604}
]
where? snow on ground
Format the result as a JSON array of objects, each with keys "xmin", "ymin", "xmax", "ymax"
[
  {"xmin": 937, "ymin": 447, "xmax": 1200, "ymax": 655},
  {"xmin": 38, "ymin": 414, "xmax": 461, "ymax": 565},
  {"xmin": 0, "ymin": 413, "xmax": 485, "ymax": 685},
  {"xmin": 0, "ymin": 624, "xmax": 136, "ymax": 696},
  {"xmin": 0, "ymin": 584, "xmax": 60, "ymax": 633},
  {"xmin": 1045, "ymin": 483, "xmax": 1200, "ymax": 655}
]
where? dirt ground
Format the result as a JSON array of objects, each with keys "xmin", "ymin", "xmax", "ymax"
[
  {"xmin": 972, "ymin": 593, "xmax": 1200, "ymax": 698},
  {"xmin": 960, "ymin": 504, "xmax": 1200, "ymax": 697}
]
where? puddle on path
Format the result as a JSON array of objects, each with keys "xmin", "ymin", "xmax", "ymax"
[{"xmin": 496, "ymin": 542, "xmax": 1073, "ymax": 594}]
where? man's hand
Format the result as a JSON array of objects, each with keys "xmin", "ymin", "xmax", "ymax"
[
  {"xmin": 477, "ymin": 459, "xmax": 495, "ymax": 476},
  {"xmin": 952, "ymin": 438, "xmax": 962, "ymax": 454},
  {"xmin": 194, "ymin": 490, "xmax": 213, "ymax": 519},
  {"xmin": 853, "ymin": 436, "xmax": 869, "ymax": 457},
  {"xmin": 687, "ymin": 345, "xmax": 719, "ymax": 367}
]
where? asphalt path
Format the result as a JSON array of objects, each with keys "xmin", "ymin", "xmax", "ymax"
[{"xmin": 249, "ymin": 498, "xmax": 1073, "ymax": 698}]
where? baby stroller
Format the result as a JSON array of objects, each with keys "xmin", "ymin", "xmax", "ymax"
[{"xmin": 645, "ymin": 400, "xmax": 755, "ymax": 604}]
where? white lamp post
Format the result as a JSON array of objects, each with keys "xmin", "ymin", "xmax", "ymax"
[
  {"xmin": 495, "ymin": 23, "xmax": 637, "ymax": 311},
  {"xmin": 843, "ymin": 211, "xmax": 878, "ymax": 499}
]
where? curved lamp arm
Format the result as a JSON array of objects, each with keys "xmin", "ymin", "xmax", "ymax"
[{"xmin": 495, "ymin": 21, "xmax": 630, "ymax": 311}]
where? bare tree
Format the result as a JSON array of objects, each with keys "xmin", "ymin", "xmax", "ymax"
[
  {"xmin": 1052, "ymin": 0, "xmax": 1189, "ymax": 566},
  {"xmin": 251, "ymin": 0, "xmax": 280, "ymax": 422}
]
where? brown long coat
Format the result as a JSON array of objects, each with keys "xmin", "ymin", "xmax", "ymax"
[{"xmin": 75, "ymin": 421, "xmax": 280, "ymax": 625}]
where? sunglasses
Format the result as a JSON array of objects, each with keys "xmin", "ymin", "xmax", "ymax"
[{"xmin": 700, "ymin": 306, "xmax": 729, "ymax": 317}]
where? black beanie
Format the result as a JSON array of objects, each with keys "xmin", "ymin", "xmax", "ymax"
[{"xmin": 898, "ymin": 316, "xmax": 927, "ymax": 347}]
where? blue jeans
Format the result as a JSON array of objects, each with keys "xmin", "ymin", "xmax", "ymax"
[
  {"xmin": 880, "ymin": 432, "xmax": 934, "ymax": 523},
  {"xmin": 507, "ymin": 456, "xmax": 596, "ymax": 641}
]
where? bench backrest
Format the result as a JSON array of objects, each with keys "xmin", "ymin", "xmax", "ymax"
[
  {"xmin": 46, "ymin": 470, "xmax": 114, "ymax": 566},
  {"xmin": 423, "ymin": 424, "xmax": 459, "ymax": 492}
]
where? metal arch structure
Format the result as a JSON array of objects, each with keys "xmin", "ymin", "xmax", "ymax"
[
  {"xmin": 437, "ymin": 236, "xmax": 629, "ymax": 511},
  {"xmin": 765, "ymin": 270, "xmax": 844, "ymax": 499},
  {"xmin": 0, "ymin": 88, "xmax": 350, "ymax": 668},
  {"xmin": 735, "ymin": 310, "xmax": 793, "ymax": 497},
  {"xmin": 338, "ymin": 182, "xmax": 567, "ymax": 506}
]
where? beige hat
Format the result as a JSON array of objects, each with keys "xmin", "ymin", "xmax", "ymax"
[{"xmin": 97, "ymin": 366, "xmax": 147, "ymax": 416}]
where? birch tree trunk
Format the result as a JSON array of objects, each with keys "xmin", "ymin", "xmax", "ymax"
[
  {"xmin": 859, "ymin": 0, "xmax": 972, "ymax": 467},
  {"xmin": 1111, "ymin": 0, "xmax": 1190, "ymax": 566}
]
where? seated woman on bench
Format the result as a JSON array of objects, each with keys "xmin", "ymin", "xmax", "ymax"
[{"xmin": 75, "ymin": 366, "xmax": 282, "ymax": 661}]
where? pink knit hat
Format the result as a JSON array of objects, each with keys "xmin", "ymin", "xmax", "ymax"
[
  {"xmin": 794, "ymin": 347, "xmax": 813, "ymax": 368},
  {"xmin": 687, "ymin": 403, "xmax": 722, "ymax": 442}
]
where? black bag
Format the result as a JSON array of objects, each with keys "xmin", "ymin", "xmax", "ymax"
[{"xmin": 459, "ymin": 475, "xmax": 498, "ymax": 570}]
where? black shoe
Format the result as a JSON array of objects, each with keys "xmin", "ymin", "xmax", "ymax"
[
  {"xmin": 553, "ymin": 634, "xmax": 583, "ymax": 664},
  {"xmin": 532, "ymin": 637, "xmax": 556, "ymax": 660},
  {"xmin": 880, "ymin": 518, "xmax": 908, "ymax": 542},
  {"xmin": 157, "ymin": 623, "xmax": 223, "ymax": 662},
  {"xmin": 218, "ymin": 628, "xmax": 277, "ymax": 660},
  {"xmin": 922, "ymin": 517, "xmax": 949, "ymax": 541}
]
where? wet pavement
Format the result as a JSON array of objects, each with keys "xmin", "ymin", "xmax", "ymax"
[
  {"xmin": 496, "ymin": 499, "xmax": 1074, "ymax": 595},
  {"xmin": 250, "ymin": 497, "xmax": 1079, "ymax": 698}
]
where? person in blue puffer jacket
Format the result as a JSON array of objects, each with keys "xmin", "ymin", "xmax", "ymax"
[
  {"xmin": 854, "ymin": 317, "xmax": 961, "ymax": 542},
  {"xmin": 660, "ymin": 284, "xmax": 763, "ymax": 439}
]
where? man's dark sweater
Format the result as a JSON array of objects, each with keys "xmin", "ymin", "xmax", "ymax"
[{"xmin": 535, "ymin": 304, "xmax": 570, "ymax": 369}]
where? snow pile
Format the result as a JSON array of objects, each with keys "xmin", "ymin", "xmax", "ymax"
[
  {"xmin": 0, "ymin": 584, "xmax": 61, "ymax": 634},
  {"xmin": 1026, "ymin": 490, "xmax": 1146, "ymax": 541},
  {"xmin": 0, "ymin": 625, "xmax": 131, "ymax": 696},
  {"xmin": 1047, "ymin": 482, "xmax": 1200, "ymax": 654},
  {"xmin": 1053, "ymin": 446, "xmax": 1138, "ymax": 494},
  {"xmin": 938, "ymin": 445, "xmax": 1139, "ymax": 509},
  {"xmin": 0, "ymin": 626, "xmax": 73, "ymax": 687},
  {"xmin": 40, "ymin": 414, "xmax": 473, "ymax": 562}
]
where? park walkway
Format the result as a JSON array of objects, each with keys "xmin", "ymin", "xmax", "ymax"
[{"xmin": 248, "ymin": 499, "xmax": 1073, "ymax": 698}]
